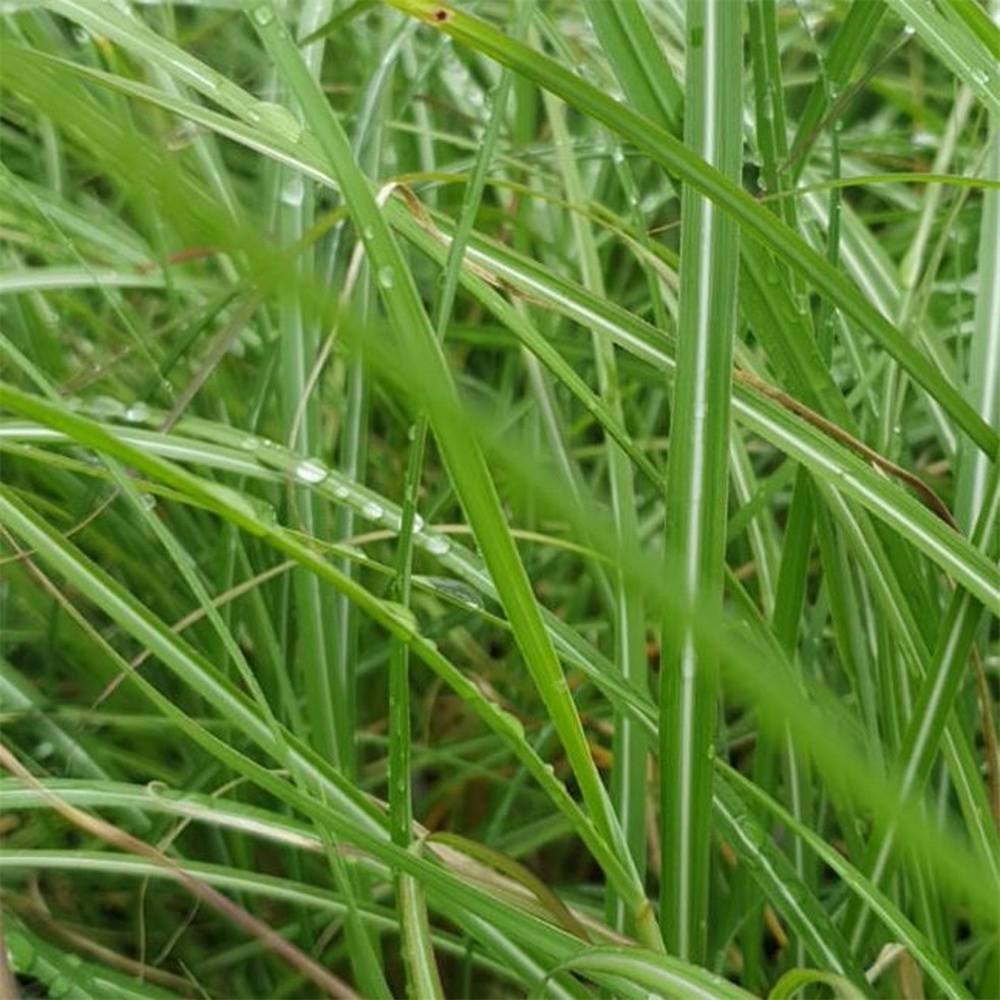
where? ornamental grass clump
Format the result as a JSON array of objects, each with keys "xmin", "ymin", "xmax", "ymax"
[{"xmin": 0, "ymin": 2, "xmax": 997, "ymax": 998}]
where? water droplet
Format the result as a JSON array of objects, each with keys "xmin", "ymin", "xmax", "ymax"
[
  {"xmin": 362, "ymin": 500, "xmax": 384, "ymax": 520},
  {"xmin": 611, "ymin": 148, "xmax": 625, "ymax": 166},
  {"xmin": 252, "ymin": 5, "xmax": 274, "ymax": 25},
  {"xmin": 420, "ymin": 576, "xmax": 482, "ymax": 607},
  {"xmin": 281, "ymin": 173, "xmax": 304, "ymax": 207},
  {"xmin": 377, "ymin": 266, "xmax": 395, "ymax": 289},
  {"xmin": 497, "ymin": 709, "xmax": 525, "ymax": 740},
  {"xmin": 239, "ymin": 435, "xmax": 258, "ymax": 450},
  {"xmin": 425, "ymin": 534, "xmax": 450, "ymax": 556},
  {"xmin": 252, "ymin": 438, "xmax": 284, "ymax": 468},
  {"xmin": 971, "ymin": 68, "xmax": 990, "ymax": 88},
  {"xmin": 293, "ymin": 458, "xmax": 329, "ymax": 485},
  {"xmin": 412, "ymin": 513, "xmax": 425, "ymax": 532},
  {"xmin": 140, "ymin": 494, "xmax": 157, "ymax": 511},
  {"xmin": 362, "ymin": 225, "xmax": 375, "ymax": 240},
  {"xmin": 124, "ymin": 401, "xmax": 151, "ymax": 424},
  {"xmin": 332, "ymin": 483, "xmax": 350, "ymax": 500},
  {"xmin": 84, "ymin": 396, "xmax": 126, "ymax": 420},
  {"xmin": 253, "ymin": 101, "xmax": 302, "ymax": 143}
]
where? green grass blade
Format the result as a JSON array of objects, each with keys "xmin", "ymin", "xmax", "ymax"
[
  {"xmin": 545, "ymin": 946, "xmax": 758, "ymax": 1000},
  {"xmin": 399, "ymin": 869, "xmax": 445, "ymax": 1000},
  {"xmin": 955, "ymin": 73, "xmax": 1000, "ymax": 531},
  {"xmin": 5, "ymin": 3, "xmax": 996, "ymax": 991},
  {"xmin": 581, "ymin": 0, "xmax": 683, "ymax": 135},
  {"xmin": 658, "ymin": 0, "xmax": 742, "ymax": 961},
  {"xmin": 3, "ymin": 911, "xmax": 184, "ymax": 1000}
]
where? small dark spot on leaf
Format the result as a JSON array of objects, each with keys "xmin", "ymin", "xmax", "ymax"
[{"xmin": 432, "ymin": 8, "xmax": 450, "ymax": 22}]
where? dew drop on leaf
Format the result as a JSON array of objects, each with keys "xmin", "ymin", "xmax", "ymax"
[{"xmin": 294, "ymin": 458, "xmax": 329, "ymax": 484}]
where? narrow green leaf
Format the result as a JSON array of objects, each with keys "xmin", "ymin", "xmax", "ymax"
[{"xmin": 659, "ymin": 0, "xmax": 743, "ymax": 962}]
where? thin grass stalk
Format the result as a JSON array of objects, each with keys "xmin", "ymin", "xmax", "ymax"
[
  {"xmin": 658, "ymin": 0, "xmax": 742, "ymax": 962},
  {"xmin": 745, "ymin": 15, "xmax": 814, "ymax": 951},
  {"xmin": 955, "ymin": 45, "xmax": 1000, "ymax": 531},
  {"xmin": 279, "ymin": 156, "xmax": 343, "ymax": 769},
  {"xmin": 387, "ymin": 0, "xmax": 527, "ymax": 839},
  {"xmin": 581, "ymin": 0, "xmax": 683, "ymax": 135}
]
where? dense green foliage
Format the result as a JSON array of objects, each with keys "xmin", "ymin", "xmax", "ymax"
[{"xmin": 1, "ymin": 1, "xmax": 998, "ymax": 998}]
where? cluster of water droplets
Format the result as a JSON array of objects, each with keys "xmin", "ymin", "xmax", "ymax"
[
  {"xmin": 283, "ymin": 451, "xmax": 455, "ymax": 556},
  {"xmin": 65, "ymin": 394, "xmax": 461, "ymax": 559}
]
